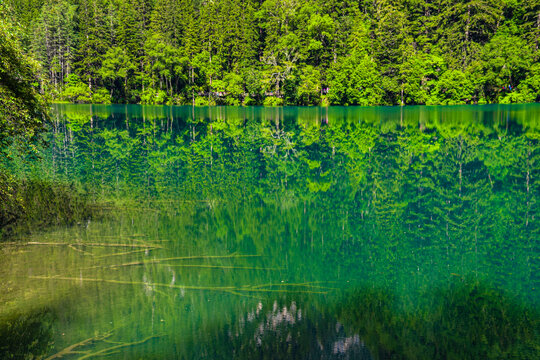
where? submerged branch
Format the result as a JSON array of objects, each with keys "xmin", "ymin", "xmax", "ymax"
[
  {"xmin": 29, "ymin": 275, "xmax": 238, "ymax": 292},
  {"xmin": 247, "ymin": 282, "xmax": 335, "ymax": 289},
  {"xmin": 158, "ymin": 264, "xmax": 280, "ymax": 271},
  {"xmin": 44, "ymin": 332, "xmax": 112, "ymax": 360},
  {"xmin": 236, "ymin": 288, "xmax": 328, "ymax": 294},
  {"xmin": 89, "ymin": 254, "xmax": 261, "ymax": 269},
  {"xmin": 76, "ymin": 335, "xmax": 162, "ymax": 360},
  {"xmin": 68, "ymin": 244, "xmax": 94, "ymax": 256},
  {"xmin": 25, "ymin": 241, "xmax": 162, "ymax": 249},
  {"xmin": 223, "ymin": 290, "xmax": 263, "ymax": 300},
  {"xmin": 29, "ymin": 276, "xmax": 329, "ymax": 295},
  {"xmin": 94, "ymin": 249, "xmax": 151, "ymax": 259}
]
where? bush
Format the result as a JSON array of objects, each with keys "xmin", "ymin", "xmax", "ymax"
[
  {"xmin": 499, "ymin": 89, "xmax": 535, "ymax": 104},
  {"xmin": 429, "ymin": 70, "xmax": 474, "ymax": 105},
  {"xmin": 91, "ymin": 88, "xmax": 111, "ymax": 104},
  {"xmin": 61, "ymin": 74, "xmax": 91, "ymax": 103},
  {"xmin": 140, "ymin": 88, "xmax": 168, "ymax": 105},
  {"xmin": 263, "ymin": 96, "xmax": 284, "ymax": 106},
  {"xmin": 194, "ymin": 96, "xmax": 210, "ymax": 106},
  {"xmin": 243, "ymin": 95, "xmax": 258, "ymax": 106}
]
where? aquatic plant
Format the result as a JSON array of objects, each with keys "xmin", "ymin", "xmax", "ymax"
[{"xmin": 336, "ymin": 279, "xmax": 539, "ymax": 360}]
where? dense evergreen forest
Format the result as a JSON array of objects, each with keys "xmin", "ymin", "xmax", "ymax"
[{"xmin": 3, "ymin": 0, "xmax": 540, "ymax": 106}]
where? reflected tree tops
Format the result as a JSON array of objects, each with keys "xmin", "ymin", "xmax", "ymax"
[{"xmin": 13, "ymin": 104, "xmax": 538, "ymax": 295}]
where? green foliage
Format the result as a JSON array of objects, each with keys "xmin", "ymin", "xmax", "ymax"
[
  {"xmin": 144, "ymin": 34, "xmax": 186, "ymax": 101},
  {"xmin": 520, "ymin": 63, "xmax": 540, "ymax": 102},
  {"xmin": 31, "ymin": 0, "xmax": 76, "ymax": 91},
  {"xmin": 194, "ymin": 96, "xmax": 210, "ymax": 106},
  {"xmin": 477, "ymin": 34, "xmax": 533, "ymax": 102},
  {"xmin": 3, "ymin": 0, "xmax": 540, "ymax": 105},
  {"xmin": 99, "ymin": 47, "xmax": 136, "ymax": 102},
  {"xmin": 430, "ymin": 69, "xmax": 474, "ymax": 105},
  {"xmin": 263, "ymin": 96, "xmax": 284, "ymax": 106},
  {"xmin": 61, "ymin": 74, "xmax": 91, "ymax": 103},
  {"xmin": 91, "ymin": 88, "xmax": 112, "ymax": 104},
  {"xmin": 297, "ymin": 65, "xmax": 321, "ymax": 105},
  {"xmin": 213, "ymin": 72, "xmax": 245, "ymax": 105},
  {"xmin": 140, "ymin": 87, "xmax": 168, "ymax": 105},
  {"xmin": 400, "ymin": 51, "xmax": 444, "ymax": 105},
  {"xmin": 0, "ymin": 3, "xmax": 47, "ymax": 155},
  {"xmin": 327, "ymin": 53, "xmax": 383, "ymax": 106}
]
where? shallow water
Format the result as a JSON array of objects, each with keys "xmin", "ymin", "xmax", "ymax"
[{"xmin": 1, "ymin": 104, "xmax": 538, "ymax": 359}]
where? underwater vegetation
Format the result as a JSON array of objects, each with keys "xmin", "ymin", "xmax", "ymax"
[
  {"xmin": 0, "ymin": 308, "xmax": 55, "ymax": 359},
  {"xmin": 3, "ymin": 278, "xmax": 535, "ymax": 359},
  {"xmin": 337, "ymin": 280, "xmax": 539, "ymax": 360},
  {"xmin": 0, "ymin": 178, "xmax": 97, "ymax": 240}
]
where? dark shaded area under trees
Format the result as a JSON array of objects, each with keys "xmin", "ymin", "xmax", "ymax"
[{"xmin": 5, "ymin": 0, "xmax": 540, "ymax": 106}]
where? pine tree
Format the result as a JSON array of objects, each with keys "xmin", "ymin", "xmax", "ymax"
[
  {"xmin": 75, "ymin": 0, "xmax": 112, "ymax": 91},
  {"xmin": 32, "ymin": 0, "xmax": 77, "ymax": 90}
]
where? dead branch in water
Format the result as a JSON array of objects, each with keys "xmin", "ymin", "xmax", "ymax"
[
  {"xmin": 68, "ymin": 244, "xmax": 94, "ymax": 256},
  {"xmin": 246, "ymin": 282, "xmax": 336, "ymax": 290},
  {"xmin": 76, "ymin": 335, "xmax": 162, "ymax": 360},
  {"xmin": 94, "ymin": 249, "xmax": 152, "ymax": 259},
  {"xmin": 44, "ymin": 332, "xmax": 112, "ymax": 360},
  {"xmin": 158, "ymin": 263, "xmax": 280, "ymax": 271},
  {"xmin": 29, "ymin": 276, "xmax": 329, "ymax": 295},
  {"xmin": 29, "ymin": 275, "xmax": 236, "ymax": 292},
  {"xmin": 44, "ymin": 333, "xmax": 161, "ymax": 360},
  {"xmin": 25, "ymin": 241, "xmax": 162, "ymax": 249},
  {"xmin": 91, "ymin": 254, "xmax": 261, "ymax": 269}
]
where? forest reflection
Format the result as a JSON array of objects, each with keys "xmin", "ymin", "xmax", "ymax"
[
  {"xmin": 20, "ymin": 104, "xmax": 537, "ymax": 298},
  {"xmin": 1, "ymin": 104, "xmax": 537, "ymax": 359}
]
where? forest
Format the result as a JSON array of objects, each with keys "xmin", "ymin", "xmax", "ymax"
[{"xmin": 3, "ymin": 0, "xmax": 540, "ymax": 106}]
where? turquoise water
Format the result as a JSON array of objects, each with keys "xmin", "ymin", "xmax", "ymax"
[{"xmin": 1, "ymin": 104, "xmax": 538, "ymax": 359}]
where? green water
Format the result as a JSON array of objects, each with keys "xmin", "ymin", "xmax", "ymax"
[{"xmin": 1, "ymin": 104, "xmax": 539, "ymax": 359}]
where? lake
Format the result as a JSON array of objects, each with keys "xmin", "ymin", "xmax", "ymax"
[{"xmin": 1, "ymin": 104, "xmax": 538, "ymax": 359}]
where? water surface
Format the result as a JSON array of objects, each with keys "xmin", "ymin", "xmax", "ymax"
[{"xmin": 1, "ymin": 104, "xmax": 538, "ymax": 359}]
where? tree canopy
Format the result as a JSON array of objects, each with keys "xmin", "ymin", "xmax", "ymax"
[
  {"xmin": 0, "ymin": 2, "xmax": 48, "ymax": 155},
  {"xmin": 4, "ymin": 0, "xmax": 540, "ymax": 106}
]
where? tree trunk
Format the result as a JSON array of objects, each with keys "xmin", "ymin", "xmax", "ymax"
[
  {"xmin": 536, "ymin": 12, "xmax": 540, "ymax": 51},
  {"xmin": 209, "ymin": 42, "xmax": 212, "ymax": 104},
  {"xmin": 463, "ymin": 4, "xmax": 471, "ymax": 66},
  {"xmin": 191, "ymin": 66, "xmax": 195, "ymax": 106}
]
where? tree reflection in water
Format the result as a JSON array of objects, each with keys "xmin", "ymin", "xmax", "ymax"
[{"xmin": 0, "ymin": 104, "xmax": 537, "ymax": 359}]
